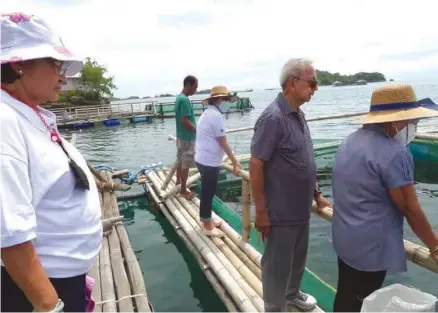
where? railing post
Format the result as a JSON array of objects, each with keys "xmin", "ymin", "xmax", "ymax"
[{"xmin": 241, "ymin": 179, "xmax": 251, "ymax": 242}]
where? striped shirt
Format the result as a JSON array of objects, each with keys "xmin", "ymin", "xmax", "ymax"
[{"xmin": 250, "ymin": 93, "xmax": 317, "ymax": 225}]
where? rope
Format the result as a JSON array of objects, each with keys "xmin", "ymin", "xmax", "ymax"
[
  {"xmin": 94, "ymin": 162, "xmax": 164, "ymax": 186},
  {"xmin": 94, "ymin": 164, "xmax": 113, "ymax": 172},
  {"xmin": 95, "ymin": 293, "xmax": 146, "ymax": 305}
]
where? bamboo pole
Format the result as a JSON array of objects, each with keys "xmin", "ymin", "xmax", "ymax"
[
  {"xmin": 100, "ymin": 238, "xmax": 117, "ymax": 312},
  {"xmin": 416, "ymin": 133, "xmax": 438, "ymax": 141},
  {"xmin": 88, "ymin": 262, "xmax": 102, "ymax": 312},
  {"xmin": 192, "ymin": 196, "xmax": 263, "ymax": 268},
  {"xmin": 220, "ymin": 165, "xmax": 438, "ymax": 274},
  {"xmin": 161, "ymin": 172, "xmax": 201, "ymax": 200},
  {"xmin": 163, "ymin": 190, "xmax": 263, "ymax": 311},
  {"xmin": 116, "ymin": 192, "xmax": 147, "ymax": 201},
  {"xmin": 102, "ymin": 216, "xmax": 124, "ymax": 232},
  {"xmin": 161, "ymin": 160, "xmax": 179, "ymax": 190},
  {"xmin": 145, "ymin": 181, "xmax": 240, "ymax": 312},
  {"xmin": 225, "ymin": 111, "xmax": 369, "ymax": 134},
  {"xmin": 165, "ymin": 171, "xmax": 262, "ymax": 280},
  {"xmin": 173, "ymin": 198, "xmax": 264, "ymax": 302},
  {"xmin": 107, "ymin": 174, "xmax": 151, "ymax": 312},
  {"xmin": 311, "ymin": 203, "xmax": 438, "ymax": 274},
  {"xmin": 241, "ymin": 180, "xmax": 251, "ymax": 242},
  {"xmin": 147, "ymin": 172, "xmax": 258, "ymax": 312},
  {"xmin": 163, "ymin": 138, "xmax": 234, "ymax": 185},
  {"xmin": 102, "ymin": 171, "xmax": 135, "ymax": 312},
  {"xmin": 112, "ymin": 169, "xmax": 130, "ymax": 178},
  {"xmin": 156, "ymin": 171, "xmax": 263, "ymax": 301}
]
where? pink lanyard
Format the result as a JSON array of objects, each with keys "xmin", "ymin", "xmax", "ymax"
[{"xmin": 1, "ymin": 85, "xmax": 62, "ymax": 143}]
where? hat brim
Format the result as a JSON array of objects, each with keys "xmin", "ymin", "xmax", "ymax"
[
  {"xmin": 1, "ymin": 43, "xmax": 83, "ymax": 76},
  {"xmin": 352, "ymin": 107, "xmax": 438, "ymax": 124},
  {"xmin": 202, "ymin": 93, "xmax": 231, "ymax": 105}
]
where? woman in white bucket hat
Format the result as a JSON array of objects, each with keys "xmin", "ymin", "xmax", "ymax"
[
  {"xmin": 195, "ymin": 85, "xmax": 241, "ymax": 237},
  {"xmin": 1, "ymin": 13, "xmax": 102, "ymax": 312},
  {"xmin": 330, "ymin": 83, "xmax": 438, "ymax": 312}
]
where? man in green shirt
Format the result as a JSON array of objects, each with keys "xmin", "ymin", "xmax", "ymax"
[{"xmin": 175, "ymin": 75, "xmax": 198, "ymax": 199}]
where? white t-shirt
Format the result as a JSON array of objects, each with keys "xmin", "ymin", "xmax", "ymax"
[
  {"xmin": 0, "ymin": 90, "xmax": 102, "ymax": 278},
  {"xmin": 195, "ymin": 106, "xmax": 226, "ymax": 167}
]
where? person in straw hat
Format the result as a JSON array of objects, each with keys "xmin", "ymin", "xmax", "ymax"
[
  {"xmin": 1, "ymin": 13, "xmax": 102, "ymax": 312},
  {"xmin": 195, "ymin": 85, "xmax": 241, "ymax": 237},
  {"xmin": 330, "ymin": 83, "xmax": 438, "ymax": 312}
]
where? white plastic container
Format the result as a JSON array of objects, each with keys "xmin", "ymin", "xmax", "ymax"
[{"xmin": 361, "ymin": 283, "xmax": 437, "ymax": 312}]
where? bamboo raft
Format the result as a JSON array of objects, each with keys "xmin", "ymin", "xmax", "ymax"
[
  {"xmin": 142, "ymin": 160, "xmax": 438, "ymax": 312},
  {"xmin": 70, "ymin": 136, "xmax": 152, "ymax": 312},
  {"xmin": 66, "ymin": 108, "xmax": 438, "ymax": 312}
]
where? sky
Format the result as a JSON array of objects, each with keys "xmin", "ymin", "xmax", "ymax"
[{"xmin": 3, "ymin": 0, "xmax": 438, "ymax": 98}]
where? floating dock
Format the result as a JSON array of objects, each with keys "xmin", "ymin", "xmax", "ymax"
[
  {"xmin": 67, "ymin": 111, "xmax": 438, "ymax": 312},
  {"xmin": 53, "ymin": 97, "xmax": 253, "ymax": 130},
  {"xmin": 140, "ymin": 160, "xmax": 437, "ymax": 312}
]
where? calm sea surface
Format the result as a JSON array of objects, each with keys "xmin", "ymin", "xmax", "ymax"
[{"xmin": 63, "ymin": 81, "xmax": 438, "ymax": 311}]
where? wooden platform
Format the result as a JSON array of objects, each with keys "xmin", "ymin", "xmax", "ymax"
[
  {"xmin": 144, "ymin": 167, "xmax": 325, "ymax": 313},
  {"xmin": 87, "ymin": 169, "xmax": 152, "ymax": 312},
  {"xmin": 69, "ymin": 134, "xmax": 152, "ymax": 312}
]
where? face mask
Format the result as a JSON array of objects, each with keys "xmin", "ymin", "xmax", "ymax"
[
  {"xmin": 217, "ymin": 102, "xmax": 229, "ymax": 113},
  {"xmin": 393, "ymin": 123, "xmax": 417, "ymax": 146}
]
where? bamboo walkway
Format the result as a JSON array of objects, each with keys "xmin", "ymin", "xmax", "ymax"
[
  {"xmin": 68, "ymin": 121, "xmax": 438, "ymax": 312},
  {"xmin": 144, "ymin": 159, "xmax": 438, "ymax": 312},
  {"xmin": 70, "ymin": 135, "xmax": 152, "ymax": 312},
  {"xmin": 144, "ymin": 166, "xmax": 326, "ymax": 313}
]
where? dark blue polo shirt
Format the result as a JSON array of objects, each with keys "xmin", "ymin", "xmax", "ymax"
[{"xmin": 250, "ymin": 93, "xmax": 317, "ymax": 225}]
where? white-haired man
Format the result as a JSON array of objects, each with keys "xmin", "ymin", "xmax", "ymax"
[{"xmin": 249, "ymin": 58, "xmax": 331, "ymax": 311}]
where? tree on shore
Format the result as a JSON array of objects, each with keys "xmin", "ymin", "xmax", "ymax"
[{"xmin": 80, "ymin": 57, "xmax": 117, "ymax": 100}]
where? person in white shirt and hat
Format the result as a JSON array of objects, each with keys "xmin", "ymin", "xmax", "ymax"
[
  {"xmin": 195, "ymin": 85, "xmax": 241, "ymax": 237},
  {"xmin": 1, "ymin": 13, "xmax": 102, "ymax": 312},
  {"xmin": 331, "ymin": 83, "xmax": 438, "ymax": 312}
]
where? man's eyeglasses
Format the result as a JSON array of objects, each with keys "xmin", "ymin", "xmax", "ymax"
[{"xmin": 293, "ymin": 77, "xmax": 318, "ymax": 89}]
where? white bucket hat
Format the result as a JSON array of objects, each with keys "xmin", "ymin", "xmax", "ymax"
[{"xmin": 1, "ymin": 13, "xmax": 83, "ymax": 76}]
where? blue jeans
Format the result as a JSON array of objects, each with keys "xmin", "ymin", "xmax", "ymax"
[{"xmin": 196, "ymin": 162, "xmax": 220, "ymax": 222}]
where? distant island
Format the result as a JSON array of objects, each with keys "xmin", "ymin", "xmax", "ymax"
[
  {"xmin": 109, "ymin": 71, "xmax": 386, "ymax": 101},
  {"xmin": 317, "ymin": 70, "xmax": 386, "ymax": 86},
  {"xmin": 152, "ymin": 88, "xmax": 253, "ymax": 98}
]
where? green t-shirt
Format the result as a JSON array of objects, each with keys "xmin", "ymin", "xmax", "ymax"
[{"xmin": 175, "ymin": 93, "xmax": 196, "ymax": 141}]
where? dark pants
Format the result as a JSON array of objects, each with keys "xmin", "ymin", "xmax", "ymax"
[
  {"xmin": 196, "ymin": 162, "xmax": 220, "ymax": 222},
  {"xmin": 333, "ymin": 258, "xmax": 387, "ymax": 312},
  {"xmin": 1, "ymin": 266, "xmax": 86, "ymax": 312}
]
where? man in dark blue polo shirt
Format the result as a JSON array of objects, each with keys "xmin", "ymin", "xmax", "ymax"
[{"xmin": 250, "ymin": 58, "xmax": 331, "ymax": 312}]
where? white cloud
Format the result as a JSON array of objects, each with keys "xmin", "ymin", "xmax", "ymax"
[{"xmin": 3, "ymin": 0, "xmax": 438, "ymax": 97}]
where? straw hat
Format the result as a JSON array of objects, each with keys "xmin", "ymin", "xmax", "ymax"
[
  {"xmin": 202, "ymin": 85, "xmax": 231, "ymax": 105},
  {"xmin": 354, "ymin": 84, "xmax": 438, "ymax": 124},
  {"xmin": 1, "ymin": 13, "xmax": 83, "ymax": 76}
]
